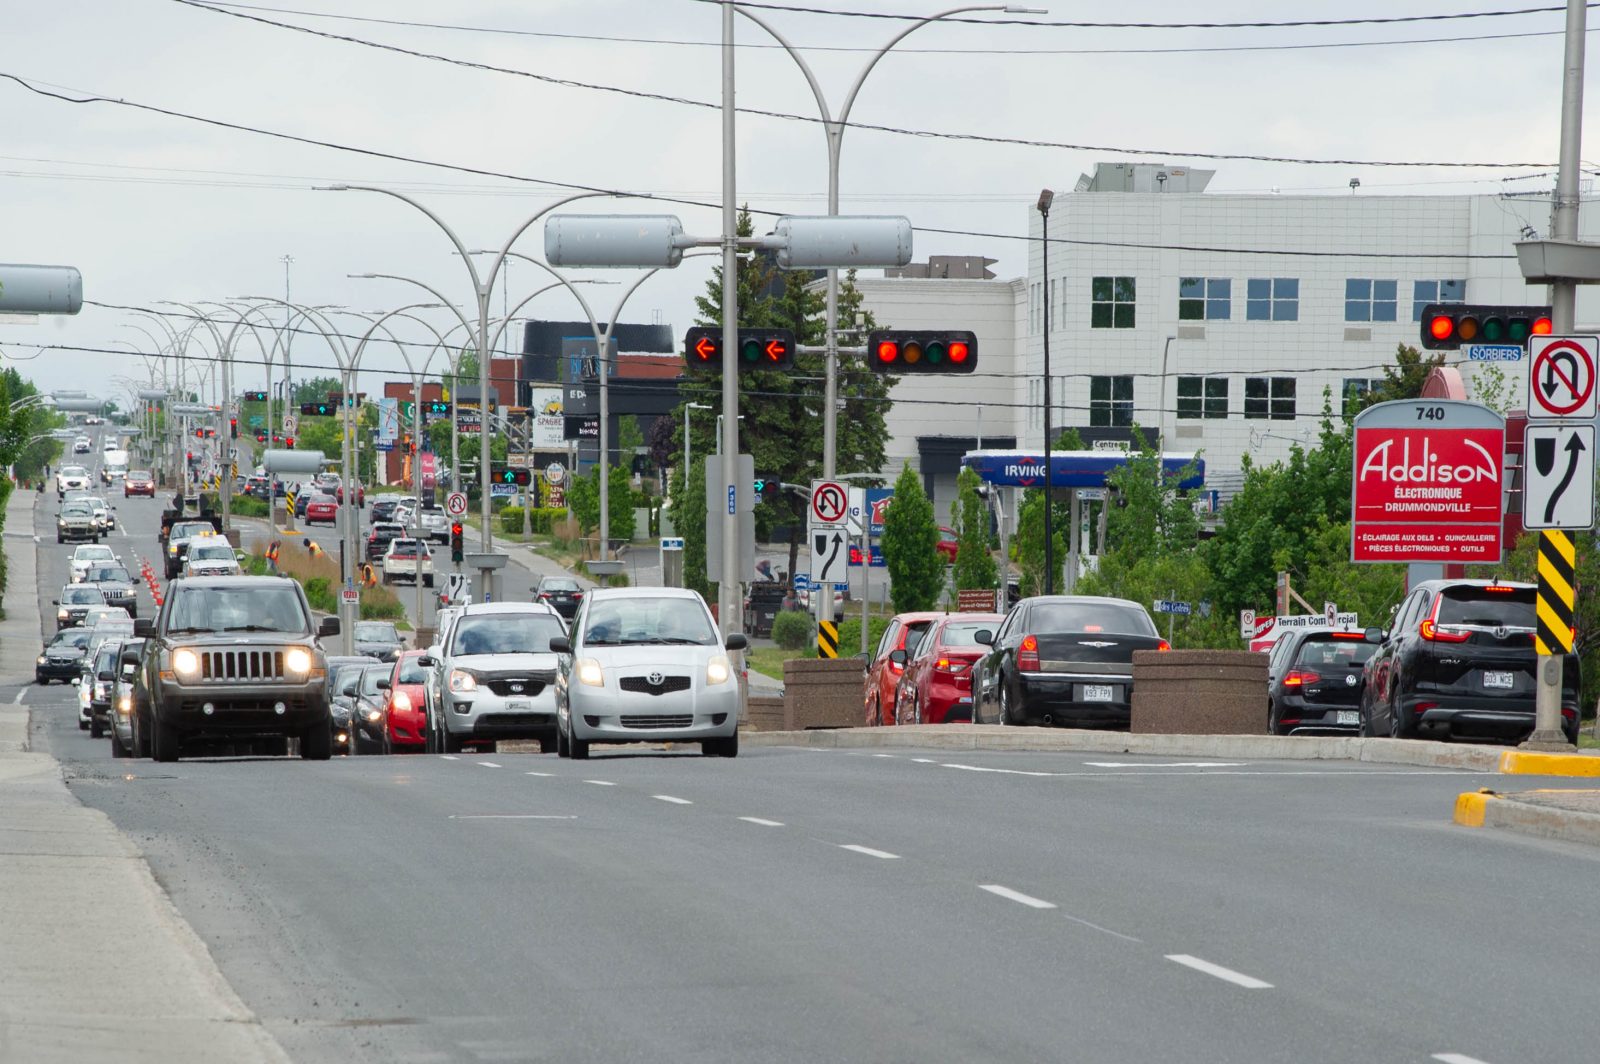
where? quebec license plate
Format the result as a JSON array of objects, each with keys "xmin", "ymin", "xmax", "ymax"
[
  {"xmin": 507, "ymin": 699, "xmax": 531, "ymax": 711},
  {"xmin": 1083, "ymin": 684, "xmax": 1115, "ymax": 702},
  {"xmin": 1483, "ymin": 671, "xmax": 1515, "ymax": 690},
  {"xmin": 1336, "ymin": 710, "xmax": 1359, "ymax": 726}
]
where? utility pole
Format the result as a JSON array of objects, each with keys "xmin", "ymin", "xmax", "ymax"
[{"xmin": 719, "ymin": 0, "xmax": 740, "ymax": 636}]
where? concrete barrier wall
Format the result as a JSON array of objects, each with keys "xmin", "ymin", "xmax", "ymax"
[
  {"xmin": 1130, "ymin": 649, "xmax": 1267, "ymax": 735},
  {"xmin": 747, "ymin": 695, "xmax": 785, "ymax": 732},
  {"xmin": 781, "ymin": 658, "xmax": 866, "ymax": 730}
]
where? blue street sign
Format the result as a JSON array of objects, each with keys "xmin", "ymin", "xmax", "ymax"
[
  {"xmin": 1153, "ymin": 599, "xmax": 1192, "ymax": 616},
  {"xmin": 1464, "ymin": 344, "xmax": 1523, "ymax": 362},
  {"xmin": 727, "ymin": 485, "xmax": 736, "ymax": 515},
  {"xmin": 793, "ymin": 573, "xmax": 811, "ymax": 590}
]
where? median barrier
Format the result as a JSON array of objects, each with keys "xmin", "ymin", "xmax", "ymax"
[
  {"xmin": 747, "ymin": 694, "xmax": 785, "ymax": 731},
  {"xmin": 781, "ymin": 657, "xmax": 864, "ymax": 729},
  {"xmin": 1130, "ymin": 649, "xmax": 1266, "ymax": 735}
]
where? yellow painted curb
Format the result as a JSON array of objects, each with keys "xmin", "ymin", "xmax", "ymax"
[
  {"xmin": 1498, "ymin": 751, "xmax": 1600, "ymax": 777},
  {"xmin": 1454, "ymin": 791, "xmax": 1493, "ymax": 827}
]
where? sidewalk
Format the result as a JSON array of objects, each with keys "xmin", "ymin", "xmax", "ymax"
[
  {"xmin": 0, "ymin": 487, "xmax": 289, "ymax": 1062},
  {"xmin": 1453, "ymin": 788, "xmax": 1600, "ymax": 846}
]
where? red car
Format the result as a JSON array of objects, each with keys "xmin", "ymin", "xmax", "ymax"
[
  {"xmin": 304, "ymin": 496, "xmax": 339, "ymax": 524},
  {"xmin": 893, "ymin": 613, "xmax": 1005, "ymax": 725},
  {"xmin": 383, "ymin": 650, "xmax": 429, "ymax": 751},
  {"xmin": 863, "ymin": 611, "xmax": 945, "ymax": 726},
  {"xmin": 935, "ymin": 526, "xmax": 960, "ymax": 563},
  {"xmin": 123, "ymin": 470, "xmax": 155, "ymax": 497},
  {"xmin": 337, "ymin": 484, "xmax": 365, "ymax": 507}
]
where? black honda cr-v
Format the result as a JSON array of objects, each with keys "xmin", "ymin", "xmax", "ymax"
[{"xmin": 1359, "ymin": 579, "xmax": 1580, "ymax": 744}]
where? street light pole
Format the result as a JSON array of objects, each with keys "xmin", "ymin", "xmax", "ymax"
[
  {"xmin": 721, "ymin": 0, "xmax": 741, "ymax": 635},
  {"xmin": 1036, "ymin": 188, "xmax": 1055, "ymax": 596}
]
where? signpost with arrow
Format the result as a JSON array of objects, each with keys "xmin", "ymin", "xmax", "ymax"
[{"xmin": 1523, "ymin": 424, "xmax": 1595, "ymax": 530}]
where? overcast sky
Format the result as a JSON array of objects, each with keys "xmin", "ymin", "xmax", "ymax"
[{"xmin": 1, "ymin": 0, "xmax": 1590, "ymax": 402}]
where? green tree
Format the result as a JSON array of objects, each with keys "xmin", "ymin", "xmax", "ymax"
[
  {"xmin": 666, "ymin": 455, "xmax": 711, "ymax": 598},
  {"xmin": 292, "ymin": 376, "xmax": 343, "ymax": 406},
  {"xmin": 880, "ymin": 463, "xmax": 943, "ymax": 612},
  {"xmin": 951, "ymin": 465, "xmax": 997, "ymax": 592},
  {"xmin": 1053, "ymin": 427, "xmax": 1087, "ymax": 450},
  {"xmin": 566, "ymin": 463, "xmax": 636, "ymax": 546},
  {"xmin": 1362, "ymin": 343, "xmax": 1445, "ymax": 411},
  {"xmin": 1013, "ymin": 487, "xmax": 1065, "ymax": 598}
]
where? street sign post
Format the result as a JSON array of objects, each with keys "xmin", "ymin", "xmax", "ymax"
[
  {"xmin": 1526, "ymin": 334, "xmax": 1599, "ymax": 419},
  {"xmin": 1522, "ymin": 424, "xmax": 1596, "ymax": 530}
]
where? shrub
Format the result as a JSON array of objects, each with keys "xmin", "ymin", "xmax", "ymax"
[
  {"xmin": 770, "ymin": 609, "xmax": 814, "ymax": 651},
  {"xmin": 498, "ymin": 506, "xmax": 566, "ymax": 535},
  {"xmin": 230, "ymin": 494, "xmax": 269, "ymax": 518},
  {"xmin": 837, "ymin": 615, "xmax": 892, "ymax": 659}
]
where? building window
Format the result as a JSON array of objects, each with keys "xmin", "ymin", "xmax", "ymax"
[
  {"xmin": 1246, "ymin": 278, "xmax": 1299, "ymax": 322},
  {"xmin": 1179, "ymin": 277, "xmax": 1231, "ymax": 321},
  {"xmin": 1245, "ymin": 376, "xmax": 1296, "ymax": 420},
  {"xmin": 1091, "ymin": 276, "xmax": 1136, "ymax": 329},
  {"xmin": 1341, "ymin": 377, "xmax": 1383, "ymax": 416},
  {"xmin": 1176, "ymin": 376, "xmax": 1229, "ymax": 419},
  {"xmin": 1413, "ymin": 279, "xmax": 1466, "ymax": 321},
  {"xmin": 1090, "ymin": 375, "xmax": 1134, "ymax": 426},
  {"xmin": 1345, "ymin": 279, "xmax": 1398, "ymax": 322}
]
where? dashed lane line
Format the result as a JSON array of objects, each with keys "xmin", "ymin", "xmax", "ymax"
[
  {"xmin": 1082, "ymin": 761, "xmax": 1246, "ymax": 768},
  {"xmin": 440, "ymin": 755, "xmax": 459, "ymax": 761},
  {"xmin": 839, "ymin": 844, "xmax": 900, "ymax": 860},
  {"xmin": 525, "ymin": 771, "xmax": 553, "ymax": 777},
  {"xmin": 477, "ymin": 761, "xmax": 502, "ymax": 768},
  {"xmin": 448, "ymin": 815, "xmax": 578, "ymax": 820},
  {"xmin": 583, "ymin": 780, "xmax": 616, "ymax": 787},
  {"xmin": 1432, "ymin": 1055, "xmax": 1494, "ymax": 1064},
  {"xmin": 1165, "ymin": 954, "xmax": 1273, "ymax": 990},
  {"xmin": 738, "ymin": 817, "xmax": 784, "ymax": 827},
  {"xmin": 653, "ymin": 795, "xmax": 693, "ymax": 805},
  {"xmin": 979, "ymin": 884, "xmax": 1057, "ymax": 909}
]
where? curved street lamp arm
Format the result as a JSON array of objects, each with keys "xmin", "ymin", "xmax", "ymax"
[
  {"xmin": 731, "ymin": 5, "xmax": 834, "ymax": 125},
  {"xmin": 837, "ymin": 5, "xmax": 1010, "ymax": 129},
  {"xmin": 351, "ymin": 275, "xmax": 476, "ymax": 351}
]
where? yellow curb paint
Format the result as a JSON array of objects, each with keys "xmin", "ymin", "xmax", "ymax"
[
  {"xmin": 1454, "ymin": 791, "xmax": 1492, "ymax": 828},
  {"xmin": 1498, "ymin": 751, "xmax": 1600, "ymax": 777}
]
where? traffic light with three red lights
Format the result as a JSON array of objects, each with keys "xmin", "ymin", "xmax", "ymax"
[
  {"xmin": 1419, "ymin": 303, "xmax": 1553, "ymax": 350},
  {"xmin": 868, "ymin": 330, "xmax": 977, "ymax": 373}
]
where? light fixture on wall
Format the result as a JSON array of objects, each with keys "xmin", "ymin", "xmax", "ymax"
[{"xmin": 1348, "ymin": 177, "xmax": 1361, "ymax": 193}]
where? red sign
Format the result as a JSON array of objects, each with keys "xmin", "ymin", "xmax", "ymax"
[{"xmin": 1352, "ymin": 413, "xmax": 1504, "ymax": 563}]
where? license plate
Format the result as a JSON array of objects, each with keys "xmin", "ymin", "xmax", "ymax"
[
  {"xmin": 1336, "ymin": 710, "xmax": 1359, "ymax": 725},
  {"xmin": 1083, "ymin": 684, "xmax": 1114, "ymax": 702},
  {"xmin": 1484, "ymin": 671, "xmax": 1515, "ymax": 690},
  {"xmin": 507, "ymin": 699, "xmax": 530, "ymax": 711}
]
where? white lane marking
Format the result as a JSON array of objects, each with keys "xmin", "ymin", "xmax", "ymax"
[
  {"xmin": 1084, "ymin": 761, "xmax": 1246, "ymax": 768},
  {"xmin": 477, "ymin": 761, "xmax": 502, "ymax": 768},
  {"xmin": 440, "ymin": 755, "xmax": 459, "ymax": 760},
  {"xmin": 739, "ymin": 817, "xmax": 784, "ymax": 827},
  {"xmin": 979, "ymin": 884, "xmax": 1056, "ymax": 909},
  {"xmin": 839, "ymin": 844, "xmax": 900, "ymax": 860},
  {"xmin": 583, "ymin": 779, "xmax": 616, "ymax": 787},
  {"xmin": 1432, "ymin": 1055, "xmax": 1494, "ymax": 1064},
  {"xmin": 910, "ymin": 758, "xmax": 936, "ymax": 763},
  {"xmin": 932, "ymin": 763, "xmax": 1463, "ymax": 779},
  {"xmin": 12, "ymin": 688, "xmax": 25, "ymax": 704},
  {"xmin": 653, "ymin": 795, "xmax": 693, "ymax": 805},
  {"xmin": 940, "ymin": 762, "xmax": 1054, "ymax": 777},
  {"xmin": 525, "ymin": 771, "xmax": 553, "ymax": 777},
  {"xmin": 871, "ymin": 753, "xmax": 897, "ymax": 758},
  {"xmin": 449, "ymin": 815, "xmax": 577, "ymax": 820},
  {"xmin": 1165, "ymin": 954, "xmax": 1273, "ymax": 990}
]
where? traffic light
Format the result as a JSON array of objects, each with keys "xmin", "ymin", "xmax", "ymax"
[
  {"xmin": 241, "ymin": 390, "xmax": 268, "ymax": 402},
  {"xmin": 450, "ymin": 522, "xmax": 464, "ymax": 563},
  {"xmin": 1419, "ymin": 303, "xmax": 1553, "ymax": 350},
  {"xmin": 284, "ymin": 436, "xmax": 295, "ymax": 449},
  {"xmin": 684, "ymin": 326, "xmax": 796, "ymax": 371},
  {"xmin": 868, "ymin": 330, "xmax": 977, "ymax": 373},
  {"xmin": 425, "ymin": 401, "xmax": 449, "ymax": 415},
  {"xmin": 300, "ymin": 401, "xmax": 333, "ymax": 416},
  {"xmin": 229, "ymin": 417, "xmax": 238, "ymax": 439},
  {"xmin": 494, "ymin": 467, "xmax": 532, "ymax": 486}
]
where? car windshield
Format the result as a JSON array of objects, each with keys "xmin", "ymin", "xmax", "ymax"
[
  {"xmin": 1437, "ymin": 587, "xmax": 1537, "ymax": 629},
  {"xmin": 395, "ymin": 656, "xmax": 428, "ymax": 684},
  {"xmin": 128, "ymin": 470, "xmax": 151, "ymax": 479},
  {"xmin": 391, "ymin": 540, "xmax": 429, "ymax": 555},
  {"xmin": 84, "ymin": 498, "xmax": 106, "ymax": 509},
  {"xmin": 541, "ymin": 579, "xmax": 579, "ymax": 593},
  {"xmin": 452, "ymin": 613, "xmax": 568, "ymax": 656},
  {"xmin": 581, "ymin": 596, "xmax": 718, "ymax": 646},
  {"xmin": 63, "ymin": 586, "xmax": 105, "ymax": 605},
  {"xmin": 937, "ymin": 621, "xmax": 996, "ymax": 648},
  {"xmin": 61, "ymin": 466, "xmax": 87, "ymax": 477},
  {"xmin": 1293, "ymin": 636, "xmax": 1379, "ymax": 669},
  {"xmin": 49, "ymin": 630, "xmax": 92, "ymax": 650},
  {"xmin": 355, "ymin": 622, "xmax": 399, "ymax": 642},
  {"xmin": 165, "ymin": 585, "xmax": 309, "ymax": 634},
  {"xmin": 1029, "ymin": 601, "xmax": 1158, "ymax": 636},
  {"xmin": 190, "ymin": 544, "xmax": 234, "ymax": 561},
  {"xmin": 62, "ymin": 503, "xmax": 91, "ymax": 516},
  {"xmin": 86, "ymin": 566, "xmax": 132, "ymax": 583},
  {"xmin": 359, "ymin": 666, "xmax": 388, "ymax": 696},
  {"xmin": 75, "ymin": 547, "xmax": 114, "ymax": 562},
  {"xmin": 172, "ymin": 523, "xmax": 213, "ymax": 538}
]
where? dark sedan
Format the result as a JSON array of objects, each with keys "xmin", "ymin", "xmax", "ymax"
[
  {"xmin": 349, "ymin": 662, "xmax": 393, "ymax": 754},
  {"xmin": 353, "ymin": 621, "xmax": 405, "ymax": 662},
  {"xmin": 327, "ymin": 656, "xmax": 371, "ymax": 755},
  {"xmin": 83, "ymin": 563, "xmax": 139, "ymax": 618},
  {"xmin": 533, "ymin": 576, "xmax": 584, "ymax": 619},
  {"xmin": 1267, "ymin": 628, "xmax": 1380, "ymax": 735},
  {"xmin": 972, "ymin": 596, "xmax": 1167, "ymax": 728},
  {"xmin": 54, "ymin": 584, "xmax": 107, "ymax": 630},
  {"xmin": 36, "ymin": 628, "xmax": 94, "ymax": 684}
]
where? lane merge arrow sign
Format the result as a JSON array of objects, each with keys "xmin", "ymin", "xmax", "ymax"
[
  {"xmin": 1523, "ymin": 423, "xmax": 1596, "ymax": 531},
  {"xmin": 814, "ymin": 528, "xmax": 847, "ymax": 583}
]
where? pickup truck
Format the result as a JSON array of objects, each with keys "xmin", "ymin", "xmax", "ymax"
[
  {"xmin": 131, "ymin": 575, "xmax": 340, "ymax": 761},
  {"xmin": 381, "ymin": 538, "xmax": 435, "ymax": 587}
]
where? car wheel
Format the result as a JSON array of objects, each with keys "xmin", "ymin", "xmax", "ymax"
[
  {"xmin": 443, "ymin": 728, "xmax": 464, "ymax": 754},
  {"xmin": 539, "ymin": 735, "xmax": 557, "ymax": 754},
  {"xmin": 872, "ymin": 698, "xmax": 883, "ymax": 727},
  {"xmin": 110, "ymin": 729, "xmax": 128, "ymax": 758},
  {"xmin": 300, "ymin": 722, "xmax": 333, "ymax": 761},
  {"xmin": 132, "ymin": 710, "xmax": 151, "ymax": 758},
  {"xmin": 556, "ymin": 721, "xmax": 570, "ymax": 758},
  {"xmin": 569, "ymin": 728, "xmax": 590, "ymax": 760},
  {"xmin": 382, "ymin": 731, "xmax": 393, "ymax": 756},
  {"xmin": 34, "ymin": 677, "xmax": 47, "ymax": 686},
  {"xmin": 998, "ymin": 683, "xmax": 1015, "ymax": 726},
  {"xmin": 78, "ymin": 717, "xmax": 89, "ymax": 732},
  {"xmin": 151, "ymin": 713, "xmax": 180, "ymax": 763},
  {"xmin": 1268, "ymin": 702, "xmax": 1284, "ymax": 736},
  {"xmin": 90, "ymin": 718, "xmax": 104, "ymax": 739},
  {"xmin": 703, "ymin": 730, "xmax": 739, "ymax": 758},
  {"xmin": 1390, "ymin": 701, "xmax": 1416, "ymax": 740}
]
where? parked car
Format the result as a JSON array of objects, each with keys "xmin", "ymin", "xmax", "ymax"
[
  {"xmin": 863, "ymin": 612, "xmax": 944, "ymax": 726},
  {"xmin": 83, "ymin": 563, "xmax": 138, "ymax": 617},
  {"xmin": 421, "ymin": 601, "xmax": 567, "ymax": 754},
  {"xmin": 108, "ymin": 639, "xmax": 145, "ymax": 757},
  {"xmin": 533, "ymin": 575, "xmax": 584, "ymax": 620},
  {"xmin": 57, "ymin": 500, "xmax": 99, "ymax": 544},
  {"xmin": 1267, "ymin": 628, "xmax": 1381, "ymax": 735},
  {"xmin": 935, "ymin": 526, "xmax": 961, "ymax": 563},
  {"xmin": 353, "ymin": 620, "xmax": 404, "ymax": 661},
  {"xmin": 349, "ymin": 662, "xmax": 393, "ymax": 755},
  {"xmin": 54, "ymin": 584, "xmax": 107, "ymax": 629},
  {"xmin": 1358, "ymin": 579, "xmax": 1580, "ymax": 744},
  {"xmin": 86, "ymin": 639, "xmax": 121, "ymax": 738},
  {"xmin": 382, "ymin": 538, "xmax": 435, "ymax": 587},
  {"xmin": 326, "ymin": 655, "xmax": 372, "ymax": 755},
  {"xmin": 893, "ymin": 613, "xmax": 1006, "ymax": 725},
  {"xmin": 69, "ymin": 543, "xmax": 119, "ymax": 584},
  {"xmin": 304, "ymin": 494, "xmax": 339, "ymax": 525},
  {"xmin": 381, "ymin": 650, "xmax": 430, "ymax": 752},
  {"xmin": 36, "ymin": 627, "xmax": 94, "ymax": 685},
  {"xmin": 183, "ymin": 540, "xmax": 243, "ymax": 578},
  {"xmin": 124, "ymin": 470, "xmax": 157, "ymax": 497},
  {"xmin": 550, "ymin": 586, "xmax": 745, "ymax": 759},
  {"xmin": 971, "ymin": 596, "xmax": 1168, "ymax": 728},
  {"xmin": 366, "ymin": 521, "xmax": 404, "ymax": 562},
  {"xmin": 56, "ymin": 465, "xmax": 91, "ymax": 497}
]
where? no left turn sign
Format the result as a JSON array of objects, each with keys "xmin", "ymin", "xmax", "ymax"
[{"xmin": 1527, "ymin": 334, "xmax": 1599, "ymax": 420}]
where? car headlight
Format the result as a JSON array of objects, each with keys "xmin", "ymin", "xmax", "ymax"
[
  {"xmin": 171, "ymin": 649, "xmax": 200, "ymax": 678},
  {"xmin": 448, "ymin": 669, "xmax": 478, "ymax": 693},
  {"xmin": 284, "ymin": 647, "xmax": 313, "ymax": 675},
  {"xmin": 576, "ymin": 658, "xmax": 605, "ymax": 687},
  {"xmin": 706, "ymin": 654, "xmax": 732, "ymax": 686},
  {"xmin": 391, "ymin": 690, "xmax": 412, "ymax": 712},
  {"xmin": 168, "ymin": 544, "xmax": 178, "ymax": 555},
  {"xmin": 363, "ymin": 707, "xmax": 382, "ymax": 722},
  {"xmin": 117, "ymin": 694, "xmax": 132, "ymax": 715},
  {"xmin": 57, "ymin": 609, "xmax": 69, "ymax": 621},
  {"xmin": 36, "ymin": 655, "xmax": 46, "ymax": 665}
]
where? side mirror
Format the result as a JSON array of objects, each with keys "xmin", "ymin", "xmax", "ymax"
[
  {"xmin": 318, "ymin": 616, "xmax": 341, "ymax": 638},
  {"xmin": 376, "ymin": 678, "xmax": 391, "ymax": 689},
  {"xmin": 1363, "ymin": 626, "xmax": 1385, "ymax": 644},
  {"xmin": 724, "ymin": 633, "xmax": 748, "ymax": 651},
  {"xmin": 548, "ymin": 635, "xmax": 572, "ymax": 655},
  {"xmin": 888, "ymin": 649, "xmax": 907, "ymax": 666},
  {"xmin": 974, "ymin": 629, "xmax": 994, "ymax": 646},
  {"xmin": 418, "ymin": 655, "xmax": 436, "ymax": 668},
  {"xmin": 51, "ymin": 599, "xmax": 59, "ymax": 606},
  {"xmin": 133, "ymin": 618, "xmax": 154, "ymax": 637}
]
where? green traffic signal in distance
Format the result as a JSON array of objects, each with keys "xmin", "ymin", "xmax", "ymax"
[{"xmin": 241, "ymin": 390, "xmax": 268, "ymax": 402}]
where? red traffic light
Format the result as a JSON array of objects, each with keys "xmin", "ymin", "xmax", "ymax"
[
  {"xmin": 1533, "ymin": 315, "xmax": 1554, "ymax": 336},
  {"xmin": 450, "ymin": 522, "xmax": 463, "ymax": 537},
  {"xmin": 692, "ymin": 335, "xmax": 718, "ymax": 362},
  {"xmin": 867, "ymin": 330, "xmax": 978, "ymax": 374},
  {"xmin": 1428, "ymin": 314, "xmax": 1454, "ymax": 342},
  {"xmin": 684, "ymin": 326, "xmax": 796, "ymax": 371},
  {"xmin": 1419, "ymin": 303, "xmax": 1552, "ymax": 350}
]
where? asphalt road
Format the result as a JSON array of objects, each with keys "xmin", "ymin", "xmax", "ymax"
[{"xmin": 27, "ymin": 440, "xmax": 1600, "ymax": 1063}]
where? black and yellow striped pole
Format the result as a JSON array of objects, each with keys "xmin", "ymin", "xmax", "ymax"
[
  {"xmin": 1531, "ymin": 529, "xmax": 1576, "ymax": 747},
  {"xmin": 817, "ymin": 619, "xmax": 839, "ymax": 660}
]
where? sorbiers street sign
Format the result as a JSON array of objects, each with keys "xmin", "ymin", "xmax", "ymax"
[{"xmin": 1351, "ymin": 399, "xmax": 1504, "ymax": 564}]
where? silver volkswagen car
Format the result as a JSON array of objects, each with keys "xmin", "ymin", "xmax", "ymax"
[
  {"xmin": 422, "ymin": 602, "xmax": 567, "ymax": 754},
  {"xmin": 551, "ymin": 586, "xmax": 746, "ymax": 759}
]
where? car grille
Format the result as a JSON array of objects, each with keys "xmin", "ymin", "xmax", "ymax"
[
  {"xmin": 474, "ymin": 712, "xmax": 554, "ymax": 735},
  {"xmin": 199, "ymin": 649, "xmax": 285, "ymax": 682},
  {"xmin": 483, "ymin": 677, "xmax": 548, "ymax": 697},
  {"xmin": 620, "ymin": 714, "xmax": 693, "ymax": 729},
  {"xmin": 618, "ymin": 675, "xmax": 692, "ymax": 696}
]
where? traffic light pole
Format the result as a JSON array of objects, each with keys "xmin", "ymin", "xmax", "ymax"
[{"xmin": 720, "ymin": 0, "xmax": 742, "ymax": 639}]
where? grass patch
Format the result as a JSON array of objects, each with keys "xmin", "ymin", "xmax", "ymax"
[
  {"xmin": 248, "ymin": 542, "xmax": 408, "ymax": 620},
  {"xmin": 1579, "ymin": 733, "xmax": 1599, "ymax": 750},
  {"xmin": 229, "ymin": 494, "xmax": 269, "ymax": 518},
  {"xmin": 746, "ymin": 644, "xmax": 810, "ymax": 681}
]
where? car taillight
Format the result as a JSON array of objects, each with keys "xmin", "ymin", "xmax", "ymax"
[
  {"xmin": 1018, "ymin": 635, "xmax": 1039, "ymax": 672},
  {"xmin": 1282, "ymin": 670, "xmax": 1321, "ymax": 687},
  {"xmin": 572, "ymin": 591, "xmax": 583, "ymax": 601},
  {"xmin": 1419, "ymin": 599, "xmax": 1471, "ymax": 643},
  {"xmin": 1157, "ymin": 640, "xmax": 1171, "ymax": 652},
  {"xmin": 934, "ymin": 657, "xmax": 969, "ymax": 675}
]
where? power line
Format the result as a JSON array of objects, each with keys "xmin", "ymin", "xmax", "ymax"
[
  {"xmin": 201, "ymin": 0, "xmax": 1596, "ymax": 56},
  {"xmin": 166, "ymin": 0, "xmax": 1552, "ymax": 169}
]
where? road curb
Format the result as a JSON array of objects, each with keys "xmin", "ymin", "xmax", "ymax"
[
  {"xmin": 1452, "ymin": 789, "xmax": 1600, "ymax": 845},
  {"xmin": 1497, "ymin": 749, "xmax": 1600, "ymax": 777}
]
